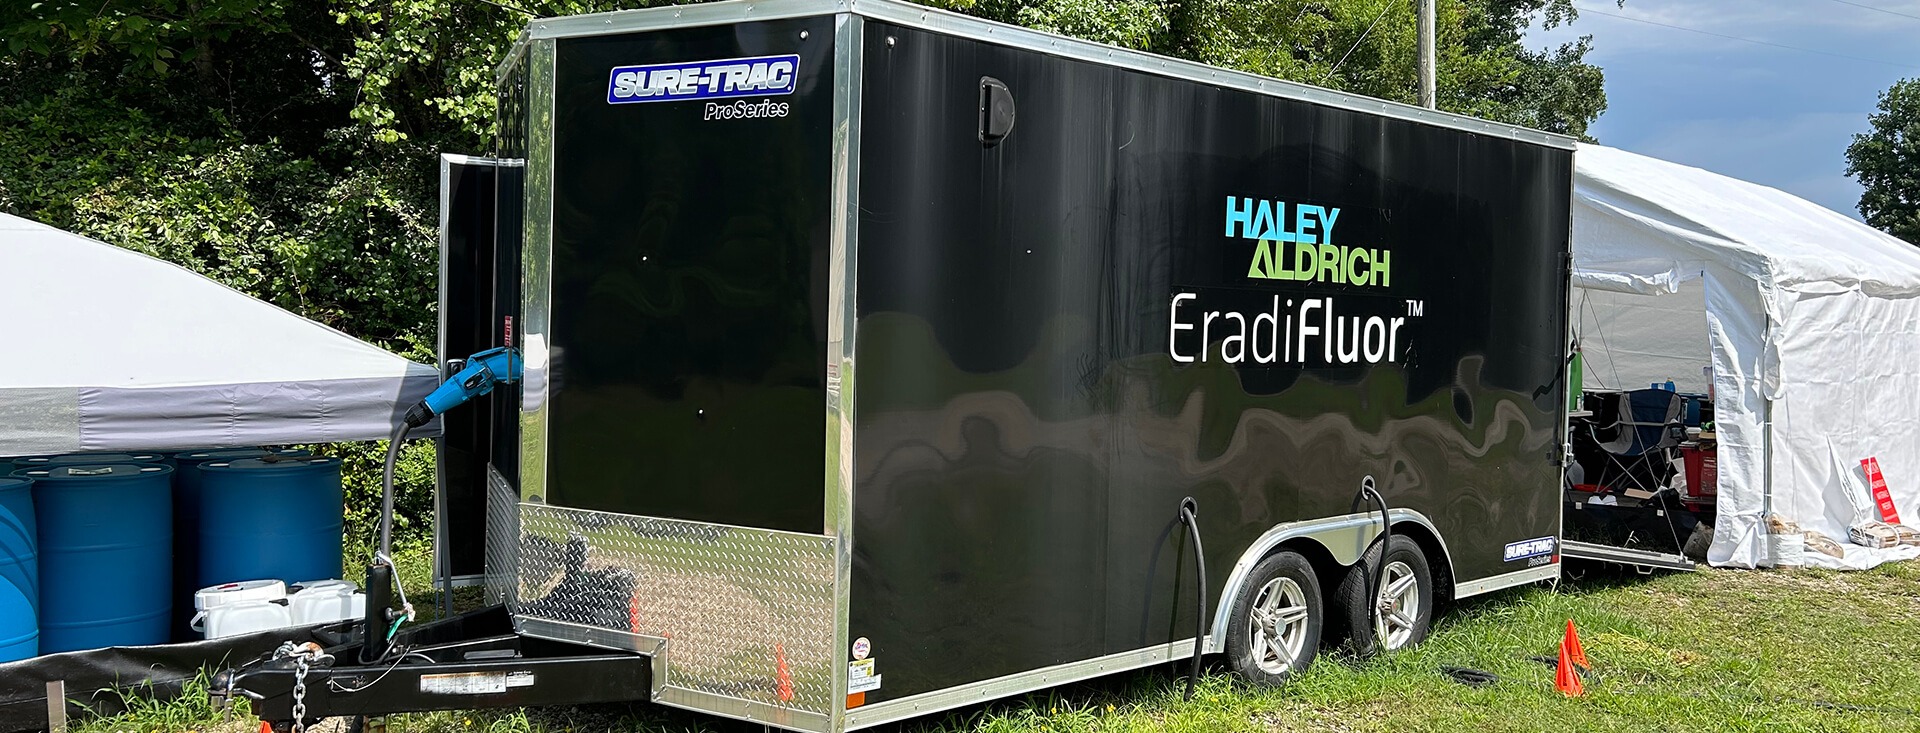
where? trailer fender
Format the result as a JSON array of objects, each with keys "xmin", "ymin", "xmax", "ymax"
[{"xmin": 1205, "ymin": 509, "xmax": 1452, "ymax": 654}]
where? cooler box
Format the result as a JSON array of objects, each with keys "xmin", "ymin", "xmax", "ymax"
[{"xmin": 1682, "ymin": 444, "xmax": 1717, "ymax": 500}]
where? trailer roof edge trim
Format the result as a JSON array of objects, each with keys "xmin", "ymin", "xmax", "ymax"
[
  {"xmin": 494, "ymin": 30, "xmax": 531, "ymax": 86},
  {"xmin": 521, "ymin": 0, "xmax": 1578, "ymax": 150}
]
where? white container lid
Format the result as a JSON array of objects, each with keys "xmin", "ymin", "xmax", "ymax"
[
  {"xmin": 289, "ymin": 579, "xmax": 358, "ymax": 595},
  {"xmin": 194, "ymin": 579, "xmax": 287, "ymax": 610}
]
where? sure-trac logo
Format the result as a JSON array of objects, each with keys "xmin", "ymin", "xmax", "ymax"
[{"xmin": 607, "ymin": 54, "xmax": 799, "ymax": 104}]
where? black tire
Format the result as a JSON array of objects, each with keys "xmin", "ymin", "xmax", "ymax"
[
  {"xmin": 1333, "ymin": 534, "xmax": 1434, "ymax": 657},
  {"xmin": 1225, "ymin": 551, "xmax": 1322, "ymax": 685}
]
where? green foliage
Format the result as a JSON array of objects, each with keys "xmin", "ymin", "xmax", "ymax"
[
  {"xmin": 318, "ymin": 438, "xmax": 439, "ymax": 561},
  {"xmin": 68, "ymin": 672, "xmax": 250, "ymax": 733},
  {"xmin": 3, "ymin": 0, "xmax": 286, "ymax": 74},
  {"xmin": 1846, "ymin": 77, "xmax": 1920, "ymax": 246},
  {"xmin": 937, "ymin": 0, "xmax": 1606, "ymax": 139}
]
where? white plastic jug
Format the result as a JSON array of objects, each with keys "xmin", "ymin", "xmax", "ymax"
[
  {"xmin": 194, "ymin": 579, "xmax": 287, "ymax": 611},
  {"xmin": 191, "ymin": 580, "xmax": 288, "ymax": 636},
  {"xmin": 288, "ymin": 579, "xmax": 366, "ymax": 626},
  {"xmin": 202, "ymin": 599, "xmax": 295, "ymax": 639}
]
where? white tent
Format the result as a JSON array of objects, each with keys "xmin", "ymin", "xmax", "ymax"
[
  {"xmin": 0, "ymin": 213, "xmax": 439, "ymax": 456},
  {"xmin": 1573, "ymin": 143, "xmax": 1920, "ymax": 569}
]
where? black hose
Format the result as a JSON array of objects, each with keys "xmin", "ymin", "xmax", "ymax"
[
  {"xmin": 363, "ymin": 420, "xmax": 412, "ymax": 664},
  {"xmin": 1177, "ymin": 497, "xmax": 1206, "ymax": 701},
  {"xmin": 1359, "ymin": 477, "xmax": 1391, "ymax": 629},
  {"xmin": 379, "ymin": 420, "xmax": 411, "ymax": 560}
]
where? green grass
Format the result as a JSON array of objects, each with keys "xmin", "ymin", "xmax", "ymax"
[
  {"xmin": 69, "ymin": 673, "xmax": 252, "ymax": 733},
  {"xmin": 72, "ymin": 562, "xmax": 1920, "ymax": 733}
]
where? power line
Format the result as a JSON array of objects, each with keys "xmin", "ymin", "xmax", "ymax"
[
  {"xmin": 1820, "ymin": 0, "xmax": 1920, "ymax": 23},
  {"xmin": 1573, "ymin": 5, "xmax": 1919, "ymax": 70},
  {"xmin": 1324, "ymin": 0, "xmax": 1400, "ymax": 81}
]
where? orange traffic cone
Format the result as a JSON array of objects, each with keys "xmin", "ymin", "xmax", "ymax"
[
  {"xmin": 775, "ymin": 643, "xmax": 795, "ymax": 703},
  {"xmin": 628, "ymin": 589, "xmax": 643, "ymax": 634},
  {"xmin": 1555, "ymin": 619, "xmax": 1586, "ymax": 697},
  {"xmin": 1563, "ymin": 619, "xmax": 1589, "ymax": 670}
]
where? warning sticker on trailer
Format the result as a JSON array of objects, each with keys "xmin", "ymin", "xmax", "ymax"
[
  {"xmin": 506, "ymin": 670, "xmax": 536, "ymax": 688},
  {"xmin": 848, "ymin": 659, "xmax": 882, "ymax": 694},
  {"xmin": 420, "ymin": 672, "xmax": 507, "ymax": 695}
]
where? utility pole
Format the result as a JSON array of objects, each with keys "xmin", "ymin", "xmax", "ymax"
[{"xmin": 1417, "ymin": 0, "xmax": 1436, "ymax": 109}]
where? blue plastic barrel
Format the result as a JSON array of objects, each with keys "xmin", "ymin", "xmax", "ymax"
[
  {"xmin": 0, "ymin": 582, "xmax": 33, "ymax": 662},
  {"xmin": 198, "ymin": 457, "xmax": 343, "ymax": 587},
  {"xmin": 169, "ymin": 451, "xmax": 309, "ymax": 582},
  {"xmin": 0, "ymin": 477, "xmax": 36, "ymax": 662},
  {"xmin": 23, "ymin": 464, "xmax": 172, "ymax": 653},
  {"xmin": 12, "ymin": 453, "xmax": 170, "ymax": 471}
]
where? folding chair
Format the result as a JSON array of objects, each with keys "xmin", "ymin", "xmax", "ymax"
[
  {"xmin": 1585, "ymin": 388, "xmax": 1686, "ymax": 495},
  {"xmin": 1578, "ymin": 389, "xmax": 1693, "ymax": 553}
]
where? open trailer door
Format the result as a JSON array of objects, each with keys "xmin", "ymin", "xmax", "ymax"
[{"xmin": 436, "ymin": 154, "xmax": 525, "ymax": 607}]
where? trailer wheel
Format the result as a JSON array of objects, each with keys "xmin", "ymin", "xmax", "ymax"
[
  {"xmin": 1225, "ymin": 551, "xmax": 1322, "ymax": 685},
  {"xmin": 1334, "ymin": 535, "xmax": 1433, "ymax": 657}
]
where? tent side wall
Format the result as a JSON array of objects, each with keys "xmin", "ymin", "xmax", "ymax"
[
  {"xmin": 1767, "ymin": 287, "xmax": 1920, "ymax": 568},
  {"xmin": 1701, "ymin": 268, "xmax": 1776, "ymax": 567}
]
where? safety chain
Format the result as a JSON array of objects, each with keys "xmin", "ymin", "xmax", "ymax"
[
  {"xmin": 292, "ymin": 654, "xmax": 309, "ymax": 733},
  {"xmin": 272, "ymin": 641, "xmax": 331, "ymax": 733}
]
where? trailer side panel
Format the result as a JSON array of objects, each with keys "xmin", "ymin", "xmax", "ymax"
[{"xmin": 849, "ymin": 21, "xmax": 1572, "ymax": 704}]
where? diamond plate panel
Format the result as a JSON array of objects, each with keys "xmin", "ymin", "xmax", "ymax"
[
  {"xmin": 517, "ymin": 504, "xmax": 838, "ymax": 715},
  {"xmin": 483, "ymin": 468, "xmax": 520, "ymax": 607}
]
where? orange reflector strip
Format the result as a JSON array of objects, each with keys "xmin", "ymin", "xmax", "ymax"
[{"xmin": 846, "ymin": 692, "xmax": 866, "ymax": 709}]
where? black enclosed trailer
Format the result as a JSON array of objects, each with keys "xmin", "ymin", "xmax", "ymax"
[{"xmin": 227, "ymin": 1, "xmax": 1576, "ymax": 730}]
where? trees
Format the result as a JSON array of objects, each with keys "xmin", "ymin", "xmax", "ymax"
[
  {"xmin": 953, "ymin": 0, "xmax": 1606, "ymax": 139},
  {"xmin": 1846, "ymin": 78, "xmax": 1920, "ymax": 246}
]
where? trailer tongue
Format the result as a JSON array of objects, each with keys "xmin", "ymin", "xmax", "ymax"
[{"xmin": 220, "ymin": 1, "xmax": 1576, "ymax": 731}]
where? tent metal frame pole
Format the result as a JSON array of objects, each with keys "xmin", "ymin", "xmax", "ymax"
[
  {"xmin": 1761, "ymin": 395, "xmax": 1775, "ymax": 565},
  {"xmin": 1760, "ymin": 311, "xmax": 1776, "ymax": 568}
]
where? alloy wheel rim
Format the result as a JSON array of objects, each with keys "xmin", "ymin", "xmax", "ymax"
[
  {"xmin": 1248, "ymin": 576, "xmax": 1310, "ymax": 674},
  {"xmin": 1373, "ymin": 560, "xmax": 1420, "ymax": 650}
]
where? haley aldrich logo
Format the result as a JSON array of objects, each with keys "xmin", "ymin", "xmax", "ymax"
[
  {"xmin": 1167, "ymin": 195, "xmax": 1419, "ymax": 367},
  {"xmin": 607, "ymin": 54, "xmax": 799, "ymax": 105}
]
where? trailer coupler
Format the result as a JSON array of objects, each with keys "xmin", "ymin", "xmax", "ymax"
[{"xmin": 213, "ymin": 606, "xmax": 652, "ymax": 727}]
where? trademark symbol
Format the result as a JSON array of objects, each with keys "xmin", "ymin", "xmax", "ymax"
[{"xmin": 1405, "ymin": 300, "xmax": 1425, "ymax": 317}]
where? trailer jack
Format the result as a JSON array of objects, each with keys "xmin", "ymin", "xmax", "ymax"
[{"xmin": 214, "ymin": 607, "xmax": 653, "ymax": 730}]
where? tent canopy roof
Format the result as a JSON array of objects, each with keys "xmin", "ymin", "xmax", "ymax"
[
  {"xmin": 1573, "ymin": 143, "xmax": 1920, "ymax": 296},
  {"xmin": 0, "ymin": 213, "xmax": 436, "ymax": 455}
]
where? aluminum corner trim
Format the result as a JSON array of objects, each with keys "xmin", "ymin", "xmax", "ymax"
[
  {"xmin": 519, "ymin": 616, "xmax": 666, "ymax": 656},
  {"xmin": 843, "ymin": 638, "xmax": 1203, "ymax": 730},
  {"xmin": 518, "ymin": 0, "xmax": 1573, "ymax": 149},
  {"xmin": 825, "ymin": 10, "xmax": 865, "ymax": 732},
  {"xmin": 519, "ymin": 37, "xmax": 557, "ymax": 505},
  {"xmin": 658, "ymin": 686, "xmax": 833, "ymax": 733},
  {"xmin": 849, "ymin": 0, "xmax": 1574, "ymax": 149},
  {"xmin": 495, "ymin": 33, "xmax": 532, "ymax": 85},
  {"xmin": 1558, "ymin": 540, "xmax": 1694, "ymax": 572},
  {"xmin": 1451, "ymin": 562, "xmax": 1562, "ymax": 597},
  {"xmin": 527, "ymin": 0, "xmax": 850, "ymax": 39}
]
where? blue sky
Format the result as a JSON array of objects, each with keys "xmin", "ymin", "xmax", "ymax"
[{"xmin": 1526, "ymin": 0, "xmax": 1920, "ymax": 220}]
